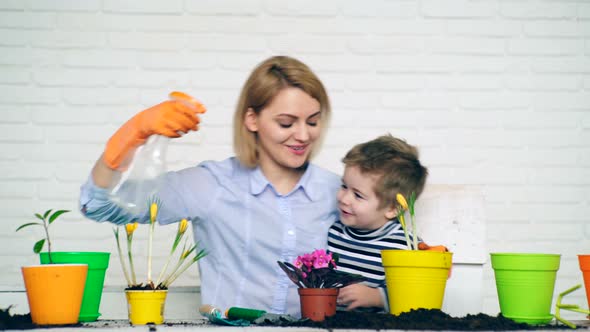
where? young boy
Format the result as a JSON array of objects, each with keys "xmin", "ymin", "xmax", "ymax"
[{"xmin": 328, "ymin": 134, "xmax": 430, "ymax": 312}]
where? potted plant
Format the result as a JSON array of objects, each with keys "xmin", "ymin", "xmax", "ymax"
[
  {"xmin": 113, "ymin": 197, "xmax": 207, "ymax": 325},
  {"xmin": 381, "ymin": 192, "xmax": 453, "ymax": 315},
  {"xmin": 278, "ymin": 249, "xmax": 365, "ymax": 322},
  {"xmin": 16, "ymin": 209, "xmax": 89, "ymax": 325},
  {"xmin": 17, "ymin": 209, "xmax": 111, "ymax": 322}
]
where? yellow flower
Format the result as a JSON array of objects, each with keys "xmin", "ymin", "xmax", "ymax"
[
  {"xmin": 181, "ymin": 249, "xmax": 191, "ymax": 259},
  {"xmin": 178, "ymin": 219, "xmax": 188, "ymax": 234},
  {"xmin": 150, "ymin": 203, "xmax": 158, "ymax": 224},
  {"xmin": 125, "ymin": 222, "xmax": 138, "ymax": 236},
  {"xmin": 396, "ymin": 193, "xmax": 408, "ymax": 210},
  {"xmin": 399, "ymin": 214, "xmax": 406, "ymax": 229}
]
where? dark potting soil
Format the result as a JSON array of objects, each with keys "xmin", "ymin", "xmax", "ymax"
[
  {"xmin": 0, "ymin": 307, "xmax": 82, "ymax": 330},
  {"xmin": 125, "ymin": 283, "xmax": 168, "ymax": 290},
  {"xmin": 265, "ymin": 309, "xmax": 576, "ymax": 330},
  {"xmin": 0, "ymin": 307, "xmax": 36, "ymax": 330},
  {"xmin": 1, "ymin": 306, "xmax": 580, "ymax": 330}
]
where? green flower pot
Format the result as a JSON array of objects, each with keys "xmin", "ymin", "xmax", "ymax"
[{"xmin": 491, "ymin": 253, "xmax": 560, "ymax": 325}]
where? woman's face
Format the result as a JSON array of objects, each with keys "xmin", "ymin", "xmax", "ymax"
[{"xmin": 245, "ymin": 87, "xmax": 322, "ymax": 173}]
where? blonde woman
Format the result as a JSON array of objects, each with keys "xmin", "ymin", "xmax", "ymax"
[{"xmin": 80, "ymin": 56, "xmax": 340, "ymax": 317}]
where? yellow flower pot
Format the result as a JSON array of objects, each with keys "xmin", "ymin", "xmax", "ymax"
[
  {"xmin": 382, "ymin": 250, "xmax": 453, "ymax": 315},
  {"xmin": 125, "ymin": 290, "xmax": 168, "ymax": 325}
]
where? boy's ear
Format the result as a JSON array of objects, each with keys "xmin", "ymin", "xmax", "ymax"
[
  {"xmin": 384, "ymin": 204, "xmax": 397, "ymax": 220},
  {"xmin": 244, "ymin": 108, "xmax": 258, "ymax": 132}
]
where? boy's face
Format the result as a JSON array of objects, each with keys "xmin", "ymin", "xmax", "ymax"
[{"xmin": 337, "ymin": 165, "xmax": 397, "ymax": 231}]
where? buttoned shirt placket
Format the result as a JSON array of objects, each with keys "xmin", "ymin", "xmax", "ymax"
[{"xmin": 270, "ymin": 195, "xmax": 296, "ymax": 313}]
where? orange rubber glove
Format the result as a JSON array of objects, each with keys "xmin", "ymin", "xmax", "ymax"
[{"xmin": 103, "ymin": 92, "xmax": 206, "ymax": 170}]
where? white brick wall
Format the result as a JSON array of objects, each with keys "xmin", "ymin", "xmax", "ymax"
[{"xmin": 1, "ymin": 0, "xmax": 589, "ymax": 319}]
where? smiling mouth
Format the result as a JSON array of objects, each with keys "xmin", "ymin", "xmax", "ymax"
[
  {"xmin": 339, "ymin": 208, "xmax": 352, "ymax": 216},
  {"xmin": 287, "ymin": 145, "xmax": 307, "ymax": 155}
]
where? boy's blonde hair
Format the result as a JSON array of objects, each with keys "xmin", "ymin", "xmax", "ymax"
[
  {"xmin": 233, "ymin": 56, "xmax": 331, "ymax": 168},
  {"xmin": 342, "ymin": 134, "xmax": 428, "ymax": 209}
]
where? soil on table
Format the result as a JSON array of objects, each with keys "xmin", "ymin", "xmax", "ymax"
[
  {"xmin": 1, "ymin": 307, "xmax": 580, "ymax": 330},
  {"xmin": 0, "ymin": 307, "xmax": 36, "ymax": 330},
  {"xmin": 263, "ymin": 309, "xmax": 576, "ymax": 330},
  {"xmin": 0, "ymin": 307, "xmax": 82, "ymax": 330}
]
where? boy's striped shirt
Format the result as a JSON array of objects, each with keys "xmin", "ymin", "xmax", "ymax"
[{"xmin": 328, "ymin": 219, "xmax": 411, "ymax": 288}]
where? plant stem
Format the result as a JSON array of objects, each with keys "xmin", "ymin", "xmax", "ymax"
[
  {"xmin": 160, "ymin": 258, "xmax": 185, "ymax": 288},
  {"xmin": 156, "ymin": 230, "xmax": 185, "ymax": 286},
  {"xmin": 161, "ymin": 248, "xmax": 206, "ymax": 288},
  {"xmin": 43, "ymin": 217, "xmax": 53, "ymax": 263},
  {"xmin": 147, "ymin": 220, "xmax": 155, "ymax": 284},
  {"xmin": 411, "ymin": 214, "xmax": 418, "ymax": 250},
  {"xmin": 114, "ymin": 229, "xmax": 131, "ymax": 286},
  {"xmin": 162, "ymin": 259, "xmax": 195, "ymax": 288},
  {"xmin": 127, "ymin": 237, "xmax": 137, "ymax": 285},
  {"xmin": 400, "ymin": 215, "xmax": 412, "ymax": 250},
  {"xmin": 155, "ymin": 250, "xmax": 174, "ymax": 287}
]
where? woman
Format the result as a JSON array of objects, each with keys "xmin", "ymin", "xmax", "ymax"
[{"xmin": 79, "ymin": 56, "xmax": 340, "ymax": 316}]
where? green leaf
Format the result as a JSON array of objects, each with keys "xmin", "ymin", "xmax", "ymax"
[
  {"xmin": 409, "ymin": 191, "xmax": 416, "ymax": 215},
  {"xmin": 171, "ymin": 232, "xmax": 184, "ymax": 253},
  {"xmin": 48, "ymin": 210, "xmax": 70, "ymax": 224},
  {"xmin": 42, "ymin": 209, "xmax": 52, "ymax": 220},
  {"xmin": 15, "ymin": 222, "xmax": 42, "ymax": 232},
  {"xmin": 184, "ymin": 244, "xmax": 197, "ymax": 258},
  {"xmin": 33, "ymin": 239, "xmax": 45, "ymax": 254},
  {"xmin": 331, "ymin": 252, "xmax": 340, "ymax": 264},
  {"xmin": 194, "ymin": 248, "xmax": 207, "ymax": 261},
  {"xmin": 35, "ymin": 213, "xmax": 44, "ymax": 222}
]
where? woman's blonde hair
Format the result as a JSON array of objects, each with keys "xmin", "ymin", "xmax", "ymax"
[{"xmin": 233, "ymin": 56, "xmax": 331, "ymax": 168}]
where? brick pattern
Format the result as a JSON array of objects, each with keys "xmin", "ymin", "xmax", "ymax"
[{"xmin": 0, "ymin": 0, "xmax": 589, "ymax": 317}]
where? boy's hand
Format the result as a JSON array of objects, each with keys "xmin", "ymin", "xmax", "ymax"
[
  {"xmin": 418, "ymin": 242, "xmax": 448, "ymax": 252},
  {"xmin": 337, "ymin": 284, "xmax": 383, "ymax": 310},
  {"xmin": 418, "ymin": 242, "xmax": 452, "ymax": 278}
]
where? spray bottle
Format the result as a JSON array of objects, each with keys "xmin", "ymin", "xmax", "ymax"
[{"xmin": 109, "ymin": 92, "xmax": 201, "ymax": 215}]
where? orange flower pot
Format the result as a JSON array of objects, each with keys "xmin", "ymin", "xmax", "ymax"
[
  {"xmin": 21, "ymin": 264, "xmax": 88, "ymax": 325},
  {"xmin": 579, "ymin": 255, "xmax": 590, "ymax": 310},
  {"xmin": 298, "ymin": 288, "xmax": 339, "ymax": 322}
]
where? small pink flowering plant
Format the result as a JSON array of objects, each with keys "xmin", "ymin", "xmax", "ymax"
[{"xmin": 278, "ymin": 249, "xmax": 365, "ymax": 288}]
